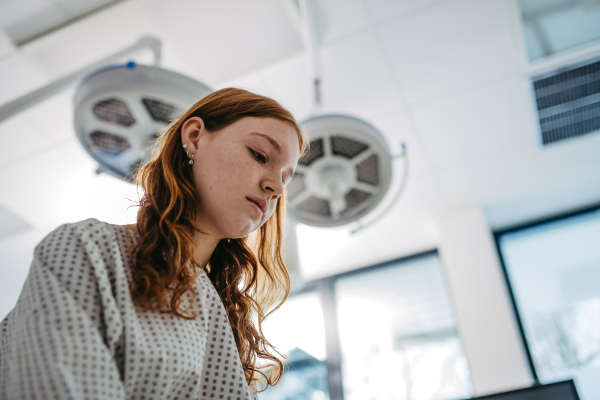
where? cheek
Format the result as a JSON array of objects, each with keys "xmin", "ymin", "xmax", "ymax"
[
  {"xmin": 200, "ymin": 148, "xmax": 242, "ymax": 188},
  {"xmin": 262, "ymin": 200, "xmax": 279, "ymax": 224},
  {"xmin": 195, "ymin": 147, "xmax": 259, "ymax": 215}
]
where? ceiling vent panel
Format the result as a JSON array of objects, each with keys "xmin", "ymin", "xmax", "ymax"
[{"xmin": 533, "ymin": 59, "xmax": 600, "ymax": 145}]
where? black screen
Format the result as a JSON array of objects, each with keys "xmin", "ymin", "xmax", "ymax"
[{"xmin": 470, "ymin": 380, "xmax": 579, "ymax": 400}]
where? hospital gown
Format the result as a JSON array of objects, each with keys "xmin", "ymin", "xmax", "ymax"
[{"xmin": 0, "ymin": 218, "xmax": 258, "ymax": 400}]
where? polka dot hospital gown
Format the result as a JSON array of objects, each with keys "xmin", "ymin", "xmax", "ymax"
[{"xmin": 0, "ymin": 218, "xmax": 259, "ymax": 400}]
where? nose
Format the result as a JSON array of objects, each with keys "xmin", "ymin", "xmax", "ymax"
[{"xmin": 262, "ymin": 170, "xmax": 285, "ymax": 199}]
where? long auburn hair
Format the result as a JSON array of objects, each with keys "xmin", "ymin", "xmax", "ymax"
[{"xmin": 128, "ymin": 88, "xmax": 308, "ymax": 390}]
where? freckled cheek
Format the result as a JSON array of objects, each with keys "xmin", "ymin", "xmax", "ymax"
[{"xmin": 212, "ymin": 159, "xmax": 253, "ymax": 204}]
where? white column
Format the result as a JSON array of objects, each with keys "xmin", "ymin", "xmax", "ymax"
[{"xmin": 436, "ymin": 204, "xmax": 533, "ymax": 396}]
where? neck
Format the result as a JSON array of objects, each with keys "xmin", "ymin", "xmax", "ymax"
[{"xmin": 192, "ymin": 230, "xmax": 221, "ymax": 270}]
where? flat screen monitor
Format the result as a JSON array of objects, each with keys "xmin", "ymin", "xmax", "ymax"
[{"xmin": 470, "ymin": 380, "xmax": 579, "ymax": 400}]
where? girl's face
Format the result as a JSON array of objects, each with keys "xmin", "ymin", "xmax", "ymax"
[{"xmin": 182, "ymin": 116, "xmax": 300, "ymax": 240}]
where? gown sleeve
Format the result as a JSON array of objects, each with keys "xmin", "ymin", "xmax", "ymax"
[{"xmin": 0, "ymin": 222, "xmax": 127, "ymax": 400}]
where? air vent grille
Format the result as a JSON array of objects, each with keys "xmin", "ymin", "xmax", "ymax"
[{"xmin": 534, "ymin": 59, "xmax": 600, "ymax": 144}]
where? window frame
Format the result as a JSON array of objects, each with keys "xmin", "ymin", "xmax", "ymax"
[
  {"xmin": 493, "ymin": 201, "xmax": 600, "ymax": 384},
  {"xmin": 282, "ymin": 249, "xmax": 467, "ymax": 400}
]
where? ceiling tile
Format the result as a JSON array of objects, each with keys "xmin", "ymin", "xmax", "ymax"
[
  {"xmin": 320, "ymin": 30, "xmax": 402, "ymax": 118},
  {"xmin": 0, "ymin": 201, "xmax": 30, "ymax": 238},
  {"xmin": 362, "ymin": 0, "xmax": 448, "ymax": 24},
  {"xmin": 143, "ymin": 0, "xmax": 303, "ymax": 83},
  {"xmin": 258, "ymin": 53, "xmax": 314, "ymax": 121},
  {"xmin": 371, "ymin": 169, "xmax": 447, "ymax": 226},
  {"xmin": 366, "ymin": 108, "xmax": 433, "ymax": 175},
  {"xmin": 316, "ymin": 0, "xmax": 370, "ymax": 45},
  {"xmin": 379, "ymin": 0, "xmax": 518, "ymax": 105},
  {"xmin": 437, "ymin": 130, "xmax": 600, "ymax": 213},
  {"xmin": 411, "ymin": 75, "xmax": 538, "ymax": 170},
  {"xmin": 0, "ymin": 139, "xmax": 140, "ymax": 229},
  {"xmin": 0, "ymin": 114, "xmax": 55, "ymax": 169},
  {"xmin": 219, "ymin": 52, "xmax": 313, "ymax": 122},
  {"xmin": 0, "ymin": 0, "xmax": 68, "ymax": 43},
  {"xmin": 216, "ymin": 72, "xmax": 271, "ymax": 98},
  {"xmin": 0, "ymin": 52, "xmax": 49, "ymax": 103},
  {"xmin": 19, "ymin": 0, "xmax": 162, "ymax": 79},
  {"xmin": 18, "ymin": 0, "xmax": 281, "ymax": 84},
  {"xmin": 18, "ymin": 89, "xmax": 76, "ymax": 143}
]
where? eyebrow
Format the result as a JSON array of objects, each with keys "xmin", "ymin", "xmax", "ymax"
[{"xmin": 250, "ymin": 132, "xmax": 281, "ymax": 152}]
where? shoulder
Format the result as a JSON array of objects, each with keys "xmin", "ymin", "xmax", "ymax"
[{"xmin": 34, "ymin": 218, "xmax": 123, "ymax": 262}]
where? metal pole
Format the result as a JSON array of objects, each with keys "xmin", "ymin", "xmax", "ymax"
[{"xmin": 0, "ymin": 36, "xmax": 162, "ymax": 124}]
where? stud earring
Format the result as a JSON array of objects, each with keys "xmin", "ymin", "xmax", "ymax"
[
  {"xmin": 183, "ymin": 144, "xmax": 187, "ymax": 149},
  {"xmin": 189, "ymin": 153, "xmax": 194, "ymax": 165}
]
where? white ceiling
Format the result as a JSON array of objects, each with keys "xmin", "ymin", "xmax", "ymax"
[{"xmin": 1, "ymin": 0, "xmax": 600, "ymax": 316}]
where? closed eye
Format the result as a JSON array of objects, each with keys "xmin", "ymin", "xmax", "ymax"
[{"xmin": 250, "ymin": 148, "xmax": 266, "ymax": 163}]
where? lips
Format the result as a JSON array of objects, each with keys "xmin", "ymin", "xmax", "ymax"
[{"xmin": 246, "ymin": 196, "xmax": 267, "ymax": 215}]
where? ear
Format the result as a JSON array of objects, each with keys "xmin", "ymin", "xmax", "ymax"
[{"xmin": 180, "ymin": 116, "xmax": 205, "ymax": 151}]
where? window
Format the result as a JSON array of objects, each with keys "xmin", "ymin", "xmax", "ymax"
[
  {"xmin": 260, "ymin": 291, "xmax": 330, "ymax": 400},
  {"xmin": 335, "ymin": 253, "xmax": 472, "ymax": 400},
  {"xmin": 261, "ymin": 251, "xmax": 472, "ymax": 400},
  {"xmin": 518, "ymin": 0, "xmax": 600, "ymax": 60},
  {"xmin": 497, "ymin": 205, "xmax": 600, "ymax": 400}
]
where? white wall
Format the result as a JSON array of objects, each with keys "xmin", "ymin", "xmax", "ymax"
[{"xmin": 436, "ymin": 204, "xmax": 533, "ymax": 396}]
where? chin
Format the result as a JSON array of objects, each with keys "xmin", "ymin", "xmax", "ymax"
[{"xmin": 221, "ymin": 220, "xmax": 255, "ymax": 240}]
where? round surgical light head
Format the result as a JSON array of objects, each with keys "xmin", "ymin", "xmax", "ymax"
[
  {"xmin": 287, "ymin": 114, "xmax": 393, "ymax": 227},
  {"xmin": 73, "ymin": 62, "xmax": 212, "ymax": 182}
]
